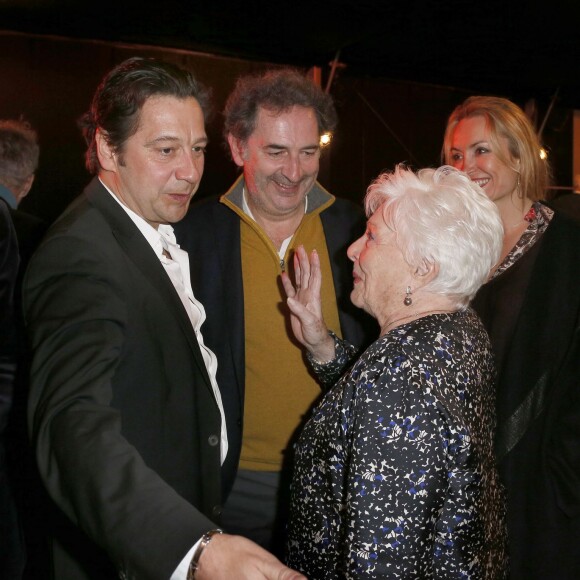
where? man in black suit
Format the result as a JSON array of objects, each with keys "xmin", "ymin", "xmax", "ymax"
[
  {"xmin": 0, "ymin": 119, "xmax": 47, "ymax": 285},
  {"xmin": 24, "ymin": 57, "xmax": 303, "ymax": 580}
]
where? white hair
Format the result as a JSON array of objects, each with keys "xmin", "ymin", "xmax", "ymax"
[{"xmin": 364, "ymin": 164, "xmax": 503, "ymax": 308}]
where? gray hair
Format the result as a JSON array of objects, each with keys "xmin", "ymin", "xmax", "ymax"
[
  {"xmin": 365, "ymin": 164, "xmax": 503, "ymax": 308},
  {"xmin": 223, "ymin": 68, "xmax": 337, "ymax": 145},
  {"xmin": 0, "ymin": 119, "xmax": 39, "ymax": 191}
]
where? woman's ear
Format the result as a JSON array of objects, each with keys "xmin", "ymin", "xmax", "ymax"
[{"xmin": 413, "ymin": 259, "xmax": 439, "ymax": 287}]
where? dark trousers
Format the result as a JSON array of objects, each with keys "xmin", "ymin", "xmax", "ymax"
[
  {"xmin": 0, "ymin": 440, "xmax": 26, "ymax": 579},
  {"xmin": 221, "ymin": 468, "xmax": 292, "ymax": 559}
]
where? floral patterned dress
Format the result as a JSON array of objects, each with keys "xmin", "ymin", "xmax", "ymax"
[{"xmin": 286, "ymin": 310, "xmax": 507, "ymax": 579}]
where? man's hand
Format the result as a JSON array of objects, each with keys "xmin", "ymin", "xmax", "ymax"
[
  {"xmin": 281, "ymin": 245, "xmax": 335, "ymax": 363},
  {"xmin": 195, "ymin": 533, "xmax": 306, "ymax": 579}
]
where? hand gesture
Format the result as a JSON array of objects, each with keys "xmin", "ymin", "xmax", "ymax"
[{"xmin": 280, "ymin": 245, "xmax": 335, "ymax": 363}]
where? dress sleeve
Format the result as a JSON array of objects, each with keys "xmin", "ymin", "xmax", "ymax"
[{"xmin": 306, "ymin": 331, "xmax": 359, "ymax": 388}]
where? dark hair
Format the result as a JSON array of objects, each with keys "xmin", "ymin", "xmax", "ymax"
[
  {"xmin": 0, "ymin": 119, "xmax": 39, "ymax": 190},
  {"xmin": 79, "ymin": 57, "xmax": 210, "ymax": 174},
  {"xmin": 223, "ymin": 68, "xmax": 337, "ymax": 145}
]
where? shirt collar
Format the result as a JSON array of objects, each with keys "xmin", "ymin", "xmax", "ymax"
[
  {"xmin": 241, "ymin": 186, "xmax": 308, "ymax": 219},
  {"xmin": 99, "ymin": 177, "xmax": 176, "ymax": 257},
  {"xmin": 0, "ymin": 184, "xmax": 17, "ymax": 209}
]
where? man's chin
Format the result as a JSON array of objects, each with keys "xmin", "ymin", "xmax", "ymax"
[{"xmin": 162, "ymin": 207, "xmax": 190, "ymax": 224}]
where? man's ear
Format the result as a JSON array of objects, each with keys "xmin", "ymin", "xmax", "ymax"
[
  {"xmin": 16, "ymin": 174, "xmax": 35, "ymax": 204},
  {"xmin": 96, "ymin": 129, "xmax": 117, "ymax": 172},
  {"xmin": 227, "ymin": 134, "xmax": 246, "ymax": 168}
]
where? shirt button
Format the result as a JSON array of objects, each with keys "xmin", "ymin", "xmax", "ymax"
[
  {"xmin": 212, "ymin": 504, "xmax": 222, "ymax": 519},
  {"xmin": 208, "ymin": 434, "xmax": 219, "ymax": 446}
]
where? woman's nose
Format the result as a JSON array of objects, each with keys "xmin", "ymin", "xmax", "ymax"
[{"xmin": 347, "ymin": 236, "xmax": 363, "ymax": 262}]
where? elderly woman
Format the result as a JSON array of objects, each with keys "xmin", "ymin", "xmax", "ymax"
[
  {"xmin": 443, "ymin": 96, "xmax": 580, "ymax": 579},
  {"xmin": 281, "ymin": 165, "xmax": 507, "ymax": 579}
]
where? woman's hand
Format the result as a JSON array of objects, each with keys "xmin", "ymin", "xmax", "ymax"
[{"xmin": 281, "ymin": 245, "xmax": 336, "ymax": 363}]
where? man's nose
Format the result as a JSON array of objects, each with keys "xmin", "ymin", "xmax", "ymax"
[
  {"xmin": 176, "ymin": 151, "xmax": 203, "ymax": 182},
  {"xmin": 281, "ymin": 154, "xmax": 304, "ymax": 182}
]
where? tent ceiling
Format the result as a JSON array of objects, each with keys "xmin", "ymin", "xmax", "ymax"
[{"xmin": 1, "ymin": 1, "xmax": 578, "ymax": 108}]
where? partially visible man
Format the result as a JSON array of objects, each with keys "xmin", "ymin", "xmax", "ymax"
[
  {"xmin": 175, "ymin": 69, "xmax": 377, "ymax": 555},
  {"xmin": 24, "ymin": 57, "xmax": 303, "ymax": 580},
  {"xmin": 0, "ymin": 119, "xmax": 47, "ymax": 268},
  {"xmin": 0, "ymin": 119, "xmax": 39, "ymax": 210},
  {"xmin": 0, "ymin": 118, "xmax": 49, "ymax": 580}
]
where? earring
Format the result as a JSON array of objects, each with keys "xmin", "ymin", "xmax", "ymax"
[
  {"xmin": 404, "ymin": 286, "xmax": 412, "ymax": 306},
  {"xmin": 516, "ymin": 174, "xmax": 523, "ymax": 199}
]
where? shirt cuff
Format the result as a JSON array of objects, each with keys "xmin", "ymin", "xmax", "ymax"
[{"xmin": 170, "ymin": 540, "xmax": 200, "ymax": 580}]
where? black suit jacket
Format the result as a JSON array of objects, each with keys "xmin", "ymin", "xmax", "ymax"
[
  {"xmin": 24, "ymin": 178, "xmax": 224, "ymax": 580},
  {"xmin": 0, "ymin": 201, "xmax": 18, "ymax": 432},
  {"xmin": 174, "ymin": 180, "xmax": 377, "ymax": 492}
]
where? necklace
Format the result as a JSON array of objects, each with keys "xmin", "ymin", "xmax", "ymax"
[{"xmin": 381, "ymin": 309, "xmax": 455, "ymax": 335}]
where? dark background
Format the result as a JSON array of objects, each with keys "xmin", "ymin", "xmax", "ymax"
[{"xmin": 0, "ymin": 0, "xmax": 576, "ymax": 223}]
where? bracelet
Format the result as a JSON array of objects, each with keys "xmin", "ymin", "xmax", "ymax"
[{"xmin": 187, "ymin": 529, "xmax": 223, "ymax": 579}]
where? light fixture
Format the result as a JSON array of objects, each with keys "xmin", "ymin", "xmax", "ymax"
[{"xmin": 320, "ymin": 132, "xmax": 332, "ymax": 147}]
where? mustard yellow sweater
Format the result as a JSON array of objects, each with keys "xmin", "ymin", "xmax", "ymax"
[{"xmin": 222, "ymin": 194, "xmax": 342, "ymax": 471}]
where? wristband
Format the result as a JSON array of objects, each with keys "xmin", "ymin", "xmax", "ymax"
[{"xmin": 187, "ymin": 529, "xmax": 223, "ymax": 579}]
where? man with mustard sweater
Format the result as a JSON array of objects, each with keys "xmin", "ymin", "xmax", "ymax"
[{"xmin": 175, "ymin": 69, "xmax": 376, "ymax": 556}]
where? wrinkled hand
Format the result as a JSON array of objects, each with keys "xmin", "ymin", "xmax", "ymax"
[
  {"xmin": 195, "ymin": 533, "xmax": 305, "ymax": 580},
  {"xmin": 280, "ymin": 245, "xmax": 335, "ymax": 363}
]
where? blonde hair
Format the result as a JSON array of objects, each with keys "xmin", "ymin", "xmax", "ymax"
[{"xmin": 442, "ymin": 96, "xmax": 551, "ymax": 202}]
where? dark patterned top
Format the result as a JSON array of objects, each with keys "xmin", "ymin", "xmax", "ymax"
[{"xmin": 287, "ymin": 310, "xmax": 507, "ymax": 579}]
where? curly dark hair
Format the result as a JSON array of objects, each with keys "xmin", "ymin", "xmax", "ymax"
[
  {"xmin": 223, "ymin": 69, "xmax": 337, "ymax": 147},
  {"xmin": 78, "ymin": 57, "xmax": 210, "ymax": 174}
]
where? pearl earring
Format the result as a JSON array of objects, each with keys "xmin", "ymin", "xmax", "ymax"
[{"xmin": 404, "ymin": 286, "xmax": 412, "ymax": 306}]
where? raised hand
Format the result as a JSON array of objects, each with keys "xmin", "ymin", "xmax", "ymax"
[{"xmin": 280, "ymin": 245, "xmax": 335, "ymax": 363}]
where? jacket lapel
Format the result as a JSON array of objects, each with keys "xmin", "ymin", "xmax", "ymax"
[
  {"xmin": 85, "ymin": 179, "xmax": 215, "ymax": 394},
  {"xmin": 213, "ymin": 189, "xmax": 245, "ymax": 394}
]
